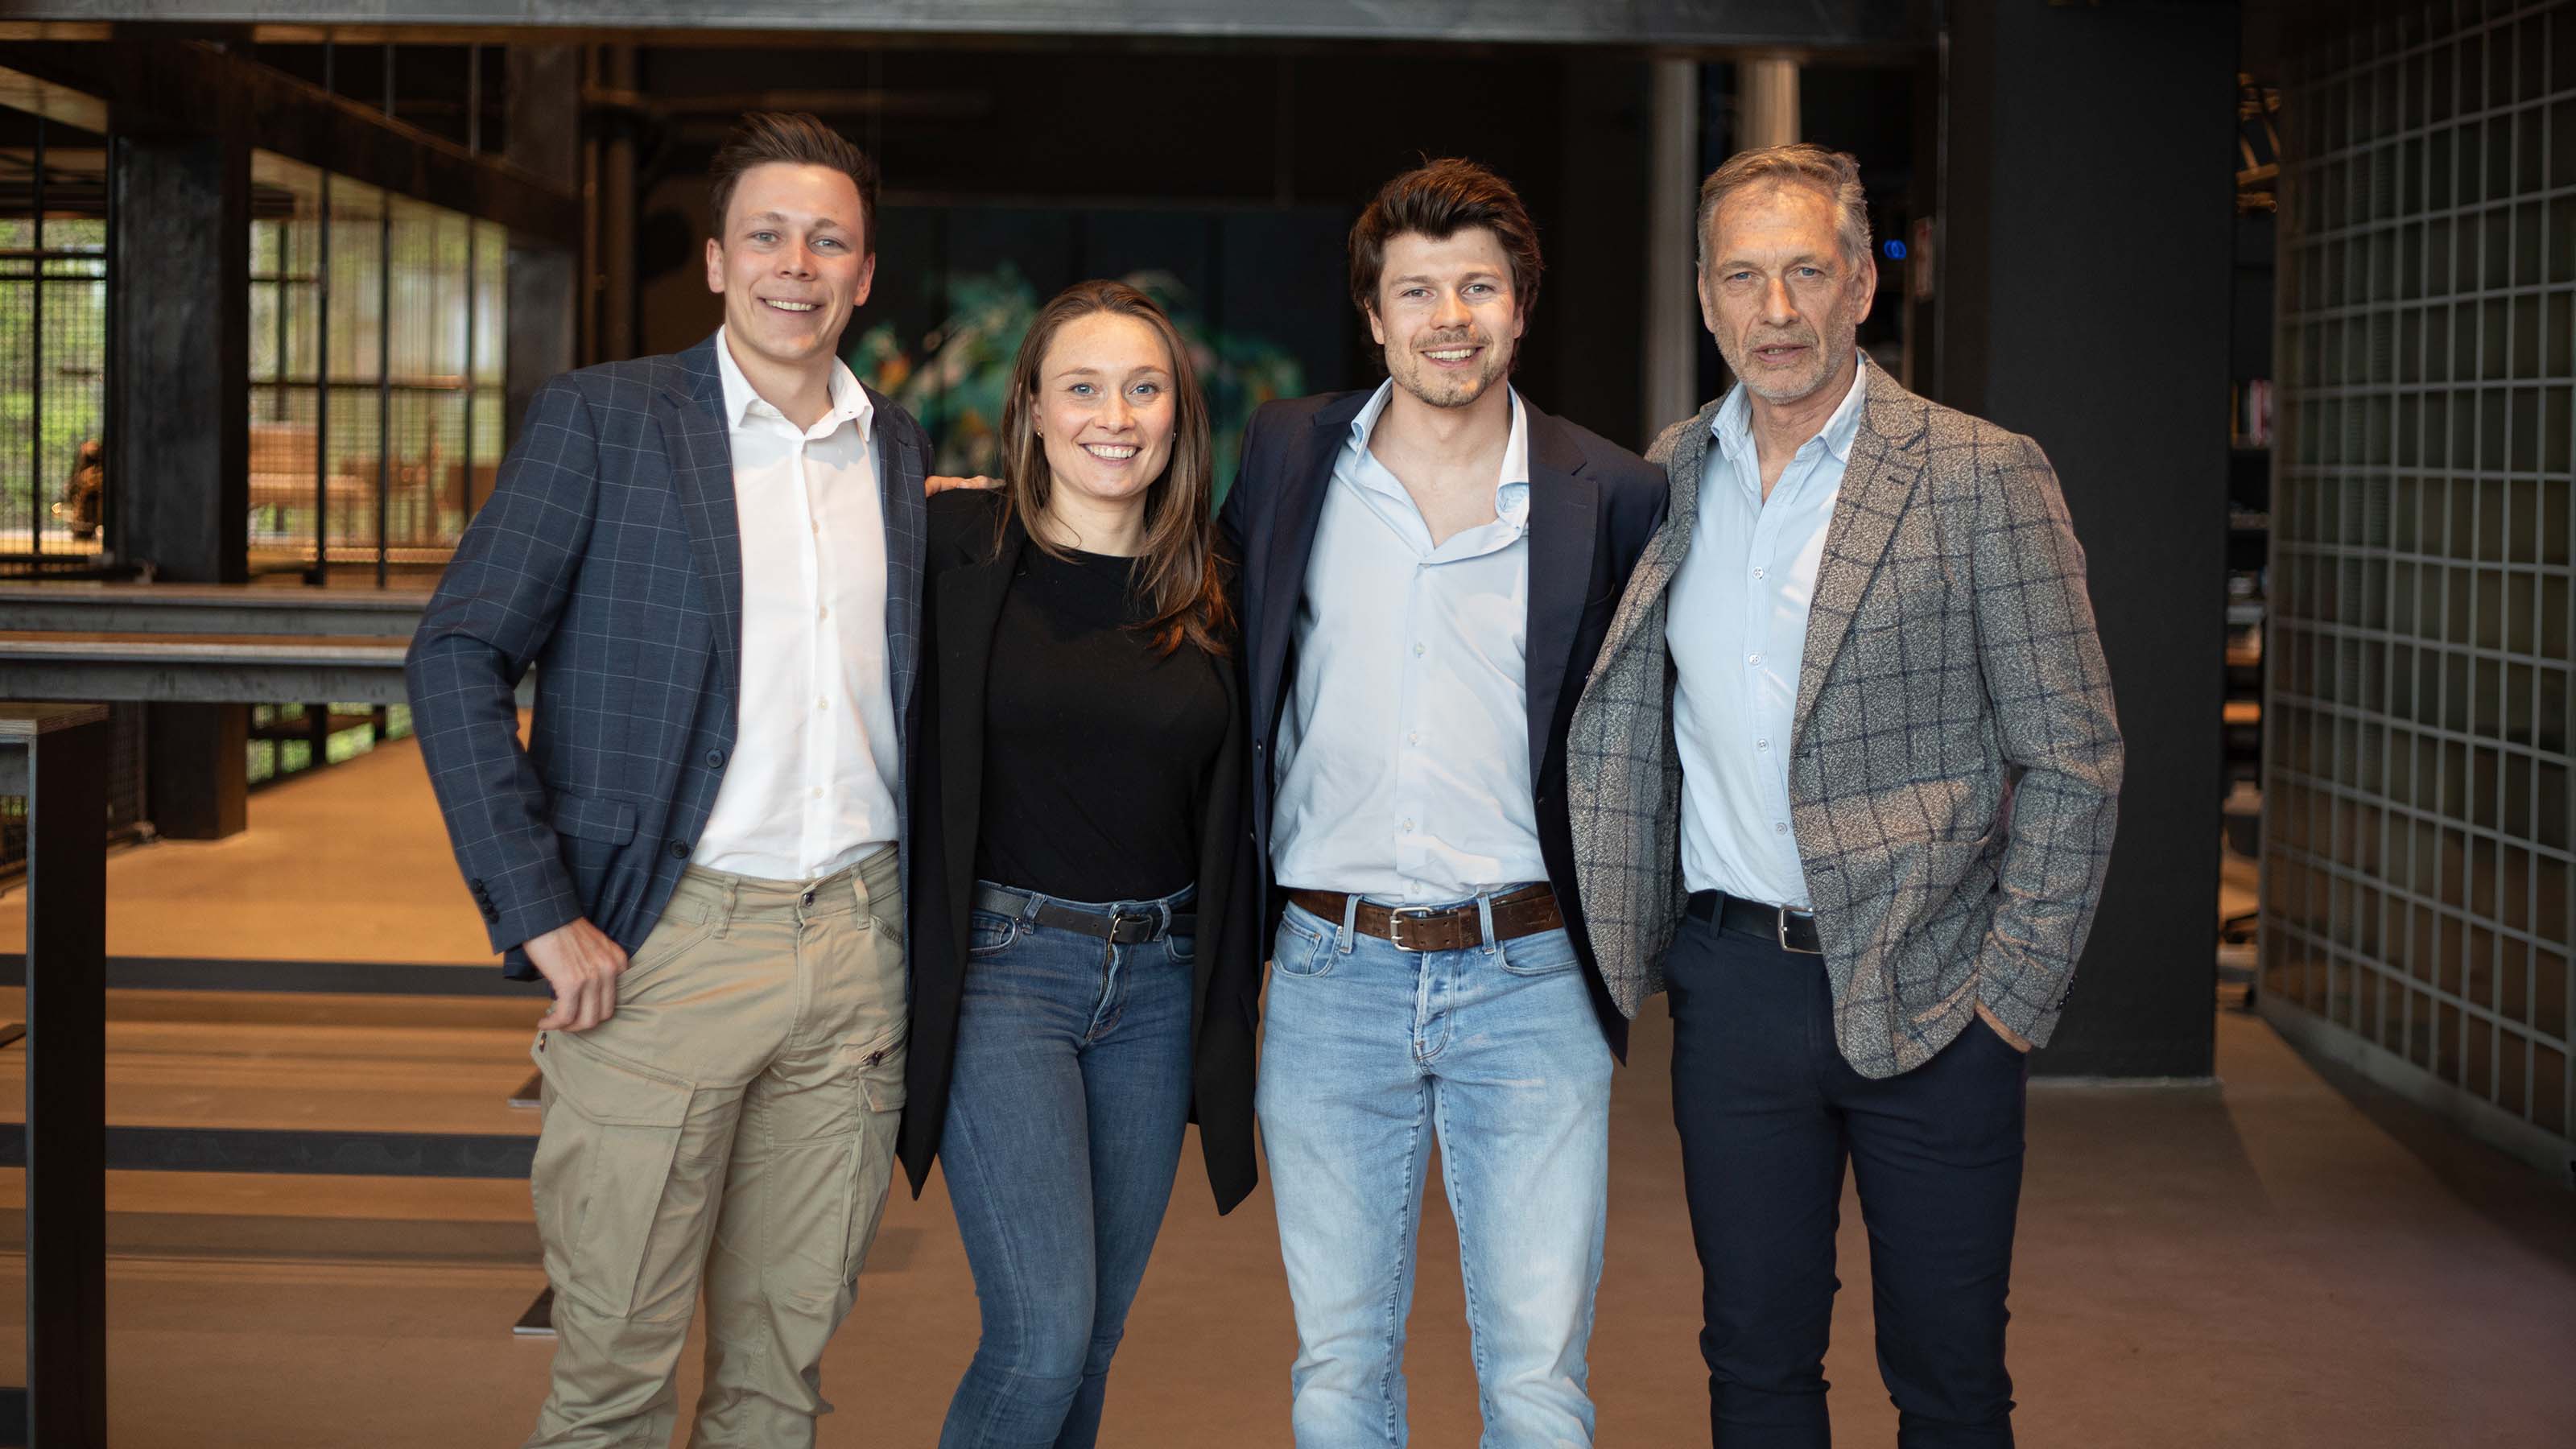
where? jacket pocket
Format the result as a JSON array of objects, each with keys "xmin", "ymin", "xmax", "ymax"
[{"xmin": 550, "ymin": 791, "xmax": 639, "ymax": 845}]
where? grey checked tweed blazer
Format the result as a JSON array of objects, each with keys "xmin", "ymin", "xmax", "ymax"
[
  {"xmin": 1565, "ymin": 363, "xmax": 2122, "ymax": 1076},
  {"xmin": 407, "ymin": 332, "xmax": 931, "ymax": 980}
]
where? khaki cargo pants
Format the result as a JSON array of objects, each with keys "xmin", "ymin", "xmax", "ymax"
[{"xmin": 524, "ymin": 847, "xmax": 906, "ymax": 1449}]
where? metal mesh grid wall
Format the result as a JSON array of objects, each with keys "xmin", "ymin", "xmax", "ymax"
[
  {"xmin": 2265, "ymin": 0, "xmax": 2576, "ymax": 1167},
  {"xmin": 1, "ymin": 122, "xmax": 109, "ymax": 567}
]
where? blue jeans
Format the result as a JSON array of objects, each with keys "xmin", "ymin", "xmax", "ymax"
[
  {"xmin": 937, "ymin": 882, "xmax": 1196, "ymax": 1449},
  {"xmin": 1257, "ymin": 897, "xmax": 1614, "ymax": 1449}
]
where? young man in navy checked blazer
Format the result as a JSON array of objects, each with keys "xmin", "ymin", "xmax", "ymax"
[
  {"xmin": 407, "ymin": 114, "xmax": 931, "ymax": 1447},
  {"xmin": 1567, "ymin": 145, "xmax": 2124, "ymax": 1446}
]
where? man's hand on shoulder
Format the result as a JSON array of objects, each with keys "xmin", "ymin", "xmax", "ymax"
[
  {"xmin": 926, "ymin": 474, "xmax": 999, "ymax": 496},
  {"xmin": 526, "ymin": 917, "xmax": 630, "ymax": 1031}
]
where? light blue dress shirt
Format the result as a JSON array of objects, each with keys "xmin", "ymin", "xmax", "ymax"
[
  {"xmin": 1271, "ymin": 380, "xmax": 1546, "ymax": 902},
  {"xmin": 1666, "ymin": 357, "xmax": 1872, "ymax": 907}
]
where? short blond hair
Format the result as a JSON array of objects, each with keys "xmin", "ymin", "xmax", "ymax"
[{"xmin": 1695, "ymin": 143, "xmax": 1872, "ymax": 273}]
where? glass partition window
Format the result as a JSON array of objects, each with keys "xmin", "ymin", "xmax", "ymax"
[{"xmin": 249, "ymin": 150, "xmax": 505, "ymax": 574}]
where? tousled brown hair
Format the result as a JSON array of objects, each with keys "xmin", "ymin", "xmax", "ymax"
[
  {"xmin": 707, "ymin": 111, "xmax": 882, "ymax": 254},
  {"xmin": 1347, "ymin": 158, "xmax": 1543, "ymax": 324},
  {"xmin": 997, "ymin": 281, "xmax": 1233, "ymax": 659}
]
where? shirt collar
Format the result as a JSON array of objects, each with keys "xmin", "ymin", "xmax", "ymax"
[
  {"xmin": 716, "ymin": 325, "xmax": 874, "ymax": 440},
  {"xmin": 1348, "ymin": 378, "xmax": 1533, "ymax": 529},
  {"xmin": 1711, "ymin": 352, "xmax": 1871, "ymax": 465}
]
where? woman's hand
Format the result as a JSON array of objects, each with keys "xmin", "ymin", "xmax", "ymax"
[{"xmin": 926, "ymin": 474, "xmax": 1000, "ymax": 495}]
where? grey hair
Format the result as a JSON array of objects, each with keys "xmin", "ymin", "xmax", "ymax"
[{"xmin": 1694, "ymin": 142, "xmax": 1873, "ymax": 274}]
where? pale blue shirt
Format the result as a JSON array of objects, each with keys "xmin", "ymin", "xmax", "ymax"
[
  {"xmin": 1270, "ymin": 381, "xmax": 1546, "ymax": 902},
  {"xmin": 1667, "ymin": 357, "xmax": 1872, "ymax": 907}
]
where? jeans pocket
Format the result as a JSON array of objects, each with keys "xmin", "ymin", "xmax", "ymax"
[
  {"xmin": 1270, "ymin": 907, "xmax": 1337, "ymax": 979},
  {"xmin": 1498, "ymin": 927, "xmax": 1581, "ymax": 976},
  {"xmin": 530, "ymin": 1034, "xmax": 694, "ymax": 1318},
  {"xmin": 968, "ymin": 909, "xmax": 1018, "ymax": 958}
]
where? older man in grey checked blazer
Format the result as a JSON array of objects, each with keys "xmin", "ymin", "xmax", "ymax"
[
  {"xmin": 1567, "ymin": 144, "xmax": 2122, "ymax": 1447},
  {"xmin": 409, "ymin": 114, "xmax": 928, "ymax": 1448}
]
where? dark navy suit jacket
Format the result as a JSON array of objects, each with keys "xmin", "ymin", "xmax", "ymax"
[
  {"xmin": 1218, "ymin": 390, "xmax": 1667, "ymax": 1056},
  {"xmin": 407, "ymin": 332, "xmax": 931, "ymax": 979}
]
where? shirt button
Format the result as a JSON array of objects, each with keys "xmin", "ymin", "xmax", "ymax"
[
  {"xmin": 1757, "ymin": 739, "xmax": 1771, "ymax": 751},
  {"xmin": 818, "ymin": 605, "xmax": 829, "ymax": 620},
  {"xmin": 815, "ymin": 697, "xmax": 828, "ymax": 711},
  {"xmin": 811, "ymin": 786, "xmax": 823, "ymax": 799},
  {"xmin": 1407, "ymin": 731, "xmax": 1420, "ymax": 745},
  {"xmin": 1413, "ymin": 643, "xmax": 1426, "ymax": 657},
  {"xmin": 1753, "ymin": 567, "xmax": 1767, "ymax": 580},
  {"xmin": 1773, "ymin": 822, "xmax": 1790, "ymax": 835},
  {"xmin": 1748, "ymin": 653, "xmax": 1764, "ymax": 667},
  {"xmin": 1401, "ymin": 819, "xmax": 1415, "ymax": 834}
]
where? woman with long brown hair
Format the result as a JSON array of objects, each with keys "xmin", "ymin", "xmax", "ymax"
[{"xmin": 898, "ymin": 280, "xmax": 1258, "ymax": 1448}]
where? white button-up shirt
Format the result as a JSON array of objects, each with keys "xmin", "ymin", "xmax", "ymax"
[
  {"xmin": 692, "ymin": 328, "xmax": 902, "ymax": 883},
  {"xmin": 1667, "ymin": 357, "xmax": 1872, "ymax": 907},
  {"xmin": 1270, "ymin": 381, "xmax": 1546, "ymax": 903}
]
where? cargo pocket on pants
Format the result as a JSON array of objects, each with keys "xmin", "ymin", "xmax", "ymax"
[
  {"xmin": 530, "ymin": 1032, "xmax": 696, "ymax": 1319},
  {"xmin": 835, "ymin": 1026, "xmax": 907, "ymax": 1283}
]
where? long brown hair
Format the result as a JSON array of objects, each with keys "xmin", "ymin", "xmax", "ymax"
[{"xmin": 996, "ymin": 280, "xmax": 1233, "ymax": 658}]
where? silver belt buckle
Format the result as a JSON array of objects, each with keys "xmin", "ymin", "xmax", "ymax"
[
  {"xmin": 1777, "ymin": 906, "xmax": 1821, "ymax": 955},
  {"xmin": 1387, "ymin": 906, "xmax": 1440, "ymax": 952}
]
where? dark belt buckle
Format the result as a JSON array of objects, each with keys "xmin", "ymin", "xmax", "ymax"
[
  {"xmin": 1108, "ymin": 908, "xmax": 1157, "ymax": 945},
  {"xmin": 1387, "ymin": 906, "xmax": 1443, "ymax": 952},
  {"xmin": 1777, "ymin": 906, "xmax": 1821, "ymax": 956}
]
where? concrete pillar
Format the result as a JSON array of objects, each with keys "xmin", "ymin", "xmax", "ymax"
[
  {"xmin": 1941, "ymin": 1, "xmax": 2239, "ymax": 1077},
  {"xmin": 1642, "ymin": 59, "xmax": 1701, "ymax": 445},
  {"xmin": 504, "ymin": 45, "xmax": 580, "ymax": 441},
  {"xmin": 111, "ymin": 130, "xmax": 252, "ymax": 840},
  {"xmin": 1737, "ymin": 56, "xmax": 1801, "ymax": 151}
]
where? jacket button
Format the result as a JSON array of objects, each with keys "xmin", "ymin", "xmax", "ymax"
[
  {"xmin": 705, "ymin": 749, "xmax": 726, "ymax": 768},
  {"xmin": 668, "ymin": 840, "xmax": 691, "ymax": 860}
]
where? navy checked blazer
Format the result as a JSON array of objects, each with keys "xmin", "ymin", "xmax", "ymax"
[{"xmin": 407, "ymin": 332, "xmax": 931, "ymax": 980}]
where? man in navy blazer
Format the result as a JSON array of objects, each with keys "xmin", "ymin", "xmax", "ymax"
[
  {"xmin": 1220, "ymin": 160, "xmax": 1666, "ymax": 1448},
  {"xmin": 408, "ymin": 114, "xmax": 929, "ymax": 1448}
]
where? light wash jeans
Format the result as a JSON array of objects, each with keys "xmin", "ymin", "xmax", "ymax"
[{"xmin": 1256, "ymin": 895, "xmax": 1614, "ymax": 1449}]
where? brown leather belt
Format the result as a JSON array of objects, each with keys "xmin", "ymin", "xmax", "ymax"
[{"xmin": 1286, "ymin": 883, "xmax": 1563, "ymax": 953}]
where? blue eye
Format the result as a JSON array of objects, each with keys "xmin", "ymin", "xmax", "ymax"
[
  {"xmin": 1133, "ymin": 382, "xmax": 1162, "ymax": 398},
  {"xmin": 1070, "ymin": 382, "xmax": 1095, "ymax": 396}
]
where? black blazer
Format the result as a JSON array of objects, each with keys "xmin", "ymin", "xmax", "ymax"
[
  {"xmin": 1217, "ymin": 390, "xmax": 1668, "ymax": 1058},
  {"xmin": 898, "ymin": 487, "xmax": 1261, "ymax": 1212}
]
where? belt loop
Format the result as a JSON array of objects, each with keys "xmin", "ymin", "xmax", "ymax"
[
  {"xmin": 1475, "ymin": 891, "xmax": 1500, "ymax": 956},
  {"xmin": 712, "ymin": 873, "xmax": 737, "ymax": 940},
  {"xmin": 1020, "ymin": 887, "xmax": 1044, "ymax": 927},
  {"xmin": 1336, "ymin": 892, "xmax": 1360, "ymax": 956}
]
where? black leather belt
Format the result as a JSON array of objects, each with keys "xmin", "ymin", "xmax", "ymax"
[
  {"xmin": 974, "ymin": 884, "xmax": 1194, "ymax": 944},
  {"xmin": 1686, "ymin": 889, "xmax": 1823, "ymax": 955}
]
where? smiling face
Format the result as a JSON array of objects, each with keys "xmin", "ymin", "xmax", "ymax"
[
  {"xmin": 1033, "ymin": 310, "xmax": 1179, "ymax": 515},
  {"xmin": 1368, "ymin": 226, "xmax": 1524, "ymax": 411},
  {"xmin": 1697, "ymin": 180, "xmax": 1875, "ymax": 406},
  {"xmin": 704, "ymin": 161, "xmax": 875, "ymax": 375}
]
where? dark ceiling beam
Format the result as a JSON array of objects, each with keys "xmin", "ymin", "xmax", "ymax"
[
  {"xmin": 0, "ymin": 2, "xmax": 1927, "ymax": 52},
  {"xmin": 2, "ymin": 39, "xmax": 580, "ymax": 246}
]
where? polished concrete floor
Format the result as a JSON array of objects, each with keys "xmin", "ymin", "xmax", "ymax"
[{"xmin": 2, "ymin": 738, "xmax": 2572, "ymax": 1447}]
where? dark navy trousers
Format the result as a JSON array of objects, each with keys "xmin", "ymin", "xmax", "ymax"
[{"xmin": 1666, "ymin": 908, "xmax": 2027, "ymax": 1448}]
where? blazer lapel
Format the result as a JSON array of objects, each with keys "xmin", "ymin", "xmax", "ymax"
[
  {"xmin": 935, "ymin": 516, "xmax": 1026, "ymax": 956},
  {"xmin": 666, "ymin": 335, "xmax": 745, "ymax": 699},
  {"xmin": 1254, "ymin": 395, "xmax": 1367, "ymax": 720},
  {"xmin": 1791, "ymin": 369, "xmax": 1929, "ymax": 748},
  {"xmin": 1591, "ymin": 397, "xmax": 1722, "ymax": 672},
  {"xmin": 871, "ymin": 384, "xmax": 928, "ymax": 724},
  {"xmin": 1521, "ymin": 403, "xmax": 1598, "ymax": 785}
]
